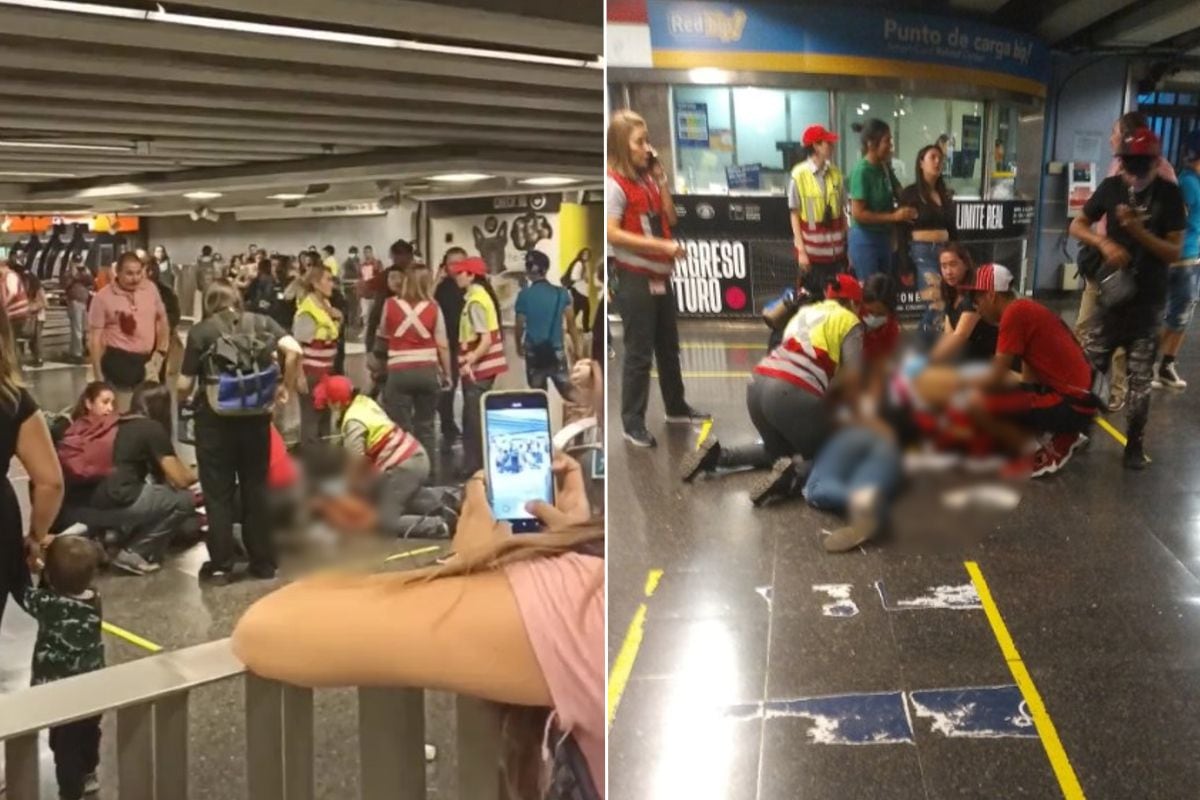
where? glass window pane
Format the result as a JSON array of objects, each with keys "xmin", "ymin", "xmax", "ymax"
[
  {"xmin": 894, "ymin": 96, "xmax": 951, "ymax": 188},
  {"xmin": 732, "ymin": 87, "xmax": 786, "ymax": 169},
  {"xmin": 673, "ymin": 85, "xmax": 734, "ymax": 194},
  {"xmin": 946, "ymin": 99, "xmax": 985, "ymax": 197},
  {"xmin": 836, "ymin": 90, "xmax": 900, "ymax": 176},
  {"xmin": 787, "ymin": 90, "xmax": 829, "ymax": 143}
]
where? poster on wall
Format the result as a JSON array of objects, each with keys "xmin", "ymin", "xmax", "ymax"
[
  {"xmin": 672, "ymin": 238, "xmax": 753, "ymax": 316},
  {"xmin": 676, "ymin": 101, "xmax": 710, "ymax": 148}
]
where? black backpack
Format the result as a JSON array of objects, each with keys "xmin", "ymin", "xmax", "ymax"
[{"xmin": 201, "ymin": 312, "xmax": 280, "ymax": 416}]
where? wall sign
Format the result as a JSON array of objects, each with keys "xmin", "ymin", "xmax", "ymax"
[
  {"xmin": 672, "ymin": 238, "xmax": 752, "ymax": 315},
  {"xmin": 953, "ymin": 200, "xmax": 1035, "ymax": 240},
  {"xmin": 675, "ymin": 101, "xmax": 710, "ymax": 148},
  {"xmin": 725, "ymin": 163, "xmax": 762, "ymax": 190}
]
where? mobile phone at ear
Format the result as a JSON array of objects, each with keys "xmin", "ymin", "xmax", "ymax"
[{"xmin": 482, "ymin": 390, "xmax": 554, "ymax": 533}]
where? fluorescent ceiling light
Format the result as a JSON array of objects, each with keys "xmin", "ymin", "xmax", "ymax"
[
  {"xmin": 519, "ymin": 177, "xmax": 579, "ymax": 186},
  {"xmin": 688, "ymin": 67, "xmax": 729, "ymax": 83},
  {"xmin": 429, "ymin": 173, "xmax": 493, "ymax": 183},
  {"xmin": 268, "ymin": 193, "xmax": 307, "ymax": 200},
  {"xmin": 0, "ymin": 0, "xmax": 601, "ymax": 69},
  {"xmin": 0, "ymin": 171, "xmax": 76, "ymax": 178},
  {"xmin": 0, "ymin": 139, "xmax": 130, "ymax": 153},
  {"xmin": 184, "ymin": 191, "xmax": 223, "ymax": 200},
  {"xmin": 77, "ymin": 183, "xmax": 144, "ymax": 199}
]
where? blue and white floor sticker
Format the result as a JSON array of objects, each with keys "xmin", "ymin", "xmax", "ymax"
[
  {"xmin": 812, "ymin": 583, "xmax": 859, "ymax": 617},
  {"xmin": 909, "ymin": 685, "xmax": 1036, "ymax": 738}
]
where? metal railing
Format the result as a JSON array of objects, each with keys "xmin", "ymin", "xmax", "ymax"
[{"xmin": 0, "ymin": 638, "xmax": 502, "ymax": 800}]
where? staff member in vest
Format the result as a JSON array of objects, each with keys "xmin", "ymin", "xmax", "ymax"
[
  {"xmin": 453, "ymin": 256, "xmax": 507, "ymax": 475},
  {"xmin": 313, "ymin": 375, "xmax": 456, "ymax": 538},
  {"xmin": 375, "ymin": 263, "xmax": 450, "ymax": 456},
  {"xmin": 790, "ymin": 124, "xmax": 848, "ymax": 294},
  {"xmin": 681, "ymin": 275, "xmax": 879, "ymax": 507},
  {"xmin": 293, "ymin": 265, "xmax": 342, "ymax": 454},
  {"xmin": 88, "ymin": 252, "xmax": 169, "ymax": 411},
  {"xmin": 177, "ymin": 281, "xmax": 302, "ymax": 584},
  {"xmin": 606, "ymin": 109, "xmax": 708, "ymax": 449},
  {"xmin": 847, "ymin": 119, "xmax": 916, "ymax": 280}
]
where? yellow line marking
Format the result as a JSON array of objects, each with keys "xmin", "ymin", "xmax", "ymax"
[
  {"xmin": 1095, "ymin": 416, "xmax": 1127, "ymax": 447},
  {"xmin": 607, "ymin": 569, "xmax": 664, "ymax": 727},
  {"xmin": 384, "ymin": 545, "xmax": 443, "ymax": 563},
  {"xmin": 102, "ymin": 621, "xmax": 162, "ymax": 653},
  {"xmin": 696, "ymin": 419, "xmax": 713, "ymax": 450},
  {"xmin": 965, "ymin": 561, "xmax": 1085, "ymax": 799}
]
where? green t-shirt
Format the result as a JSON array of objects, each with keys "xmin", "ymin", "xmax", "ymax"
[{"xmin": 848, "ymin": 158, "xmax": 895, "ymax": 233}]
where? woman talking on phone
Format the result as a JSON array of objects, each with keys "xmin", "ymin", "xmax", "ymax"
[{"xmin": 607, "ymin": 109, "xmax": 708, "ymax": 449}]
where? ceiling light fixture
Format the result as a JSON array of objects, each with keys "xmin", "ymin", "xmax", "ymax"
[
  {"xmin": 268, "ymin": 193, "xmax": 307, "ymax": 200},
  {"xmin": 184, "ymin": 190, "xmax": 223, "ymax": 200},
  {"xmin": 0, "ymin": 0, "xmax": 601, "ymax": 68},
  {"xmin": 0, "ymin": 139, "xmax": 131, "ymax": 152},
  {"xmin": 76, "ymin": 183, "xmax": 144, "ymax": 199},
  {"xmin": 688, "ymin": 67, "xmax": 729, "ymax": 83},
  {"xmin": 0, "ymin": 171, "xmax": 77, "ymax": 178},
  {"xmin": 519, "ymin": 177, "xmax": 579, "ymax": 186},
  {"xmin": 429, "ymin": 173, "xmax": 493, "ymax": 183}
]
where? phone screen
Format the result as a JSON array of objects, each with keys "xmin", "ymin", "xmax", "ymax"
[{"xmin": 484, "ymin": 391, "xmax": 554, "ymax": 532}]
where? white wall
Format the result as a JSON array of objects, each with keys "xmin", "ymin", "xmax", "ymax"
[{"xmin": 144, "ymin": 207, "xmax": 417, "ymax": 264}]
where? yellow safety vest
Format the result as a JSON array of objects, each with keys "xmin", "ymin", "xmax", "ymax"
[
  {"xmin": 296, "ymin": 294, "xmax": 340, "ymax": 377},
  {"xmin": 790, "ymin": 161, "xmax": 845, "ymax": 224},
  {"xmin": 755, "ymin": 300, "xmax": 860, "ymax": 396},
  {"xmin": 458, "ymin": 284, "xmax": 507, "ymax": 380},
  {"xmin": 340, "ymin": 394, "xmax": 419, "ymax": 470}
]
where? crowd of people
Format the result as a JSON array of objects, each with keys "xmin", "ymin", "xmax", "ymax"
[
  {"xmin": 0, "ymin": 232, "xmax": 606, "ymax": 799},
  {"xmin": 609, "ymin": 107, "xmax": 1197, "ymax": 553}
]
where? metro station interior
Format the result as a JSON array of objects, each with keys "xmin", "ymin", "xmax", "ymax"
[
  {"xmin": 606, "ymin": 0, "xmax": 1200, "ymax": 798},
  {"xmin": 0, "ymin": 2, "xmax": 602, "ymax": 798}
]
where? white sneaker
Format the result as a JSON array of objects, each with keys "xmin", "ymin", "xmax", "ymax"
[{"xmin": 1159, "ymin": 362, "xmax": 1187, "ymax": 390}]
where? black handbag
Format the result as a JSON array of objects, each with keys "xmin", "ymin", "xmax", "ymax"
[
  {"xmin": 1097, "ymin": 264, "xmax": 1138, "ymax": 309},
  {"xmin": 1077, "ymin": 244, "xmax": 1103, "ymax": 281}
]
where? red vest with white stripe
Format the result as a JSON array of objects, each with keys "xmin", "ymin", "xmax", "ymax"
[
  {"xmin": 0, "ymin": 270, "xmax": 28, "ymax": 321},
  {"xmin": 384, "ymin": 298, "xmax": 440, "ymax": 371},
  {"xmin": 458, "ymin": 284, "xmax": 507, "ymax": 382},
  {"xmin": 295, "ymin": 294, "xmax": 339, "ymax": 381},
  {"xmin": 791, "ymin": 161, "xmax": 847, "ymax": 265},
  {"xmin": 754, "ymin": 300, "xmax": 861, "ymax": 397},
  {"xmin": 341, "ymin": 394, "xmax": 420, "ymax": 472},
  {"xmin": 607, "ymin": 168, "xmax": 676, "ymax": 279}
]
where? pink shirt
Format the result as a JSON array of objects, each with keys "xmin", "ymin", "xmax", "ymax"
[
  {"xmin": 505, "ymin": 553, "xmax": 604, "ymax": 797},
  {"xmin": 87, "ymin": 280, "xmax": 165, "ymax": 355}
]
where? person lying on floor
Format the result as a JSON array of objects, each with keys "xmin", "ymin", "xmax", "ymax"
[
  {"xmin": 680, "ymin": 274, "xmax": 893, "ymax": 506},
  {"xmin": 309, "ymin": 375, "xmax": 460, "ymax": 538}
]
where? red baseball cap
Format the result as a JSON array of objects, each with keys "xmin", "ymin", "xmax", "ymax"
[
  {"xmin": 802, "ymin": 125, "xmax": 839, "ymax": 147},
  {"xmin": 825, "ymin": 273, "xmax": 863, "ymax": 303},
  {"xmin": 312, "ymin": 375, "xmax": 354, "ymax": 410},
  {"xmin": 448, "ymin": 256, "xmax": 487, "ymax": 277},
  {"xmin": 1120, "ymin": 127, "xmax": 1160, "ymax": 157},
  {"xmin": 961, "ymin": 263, "xmax": 1015, "ymax": 293}
]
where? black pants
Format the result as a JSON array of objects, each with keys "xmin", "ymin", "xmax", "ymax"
[
  {"xmin": 49, "ymin": 715, "xmax": 101, "ymax": 800},
  {"xmin": 616, "ymin": 270, "xmax": 688, "ymax": 432},
  {"xmin": 720, "ymin": 374, "xmax": 832, "ymax": 468},
  {"xmin": 438, "ymin": 355, "xmax": 461, "ymax": 440},
  {"xmin": 0, "ymin": 481, "xmax": 30, "ymax": 629},
  {"xmin": 570, "ymin": 289, "xmax": 592, "ymax": 332},
  {"xmin": 195, "ymin": 412, "xmax": 274, "ymax": 572},
  {"xmin": 461, "ymin": 376, "xmax": 495, "ymax": 475}
]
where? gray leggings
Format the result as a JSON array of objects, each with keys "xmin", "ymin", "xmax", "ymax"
[
  {"xmin": 375, "ymin": 451, "xmax": 457, "ymax": 537},
  {"xmin": 383, "ymin": 367, "xmax": 440, "ymax": 456},
  {"xmin": 63, "ymin": 484, "xmax": 195, "ymax": 562},
  {"xmin": 719, "ymin": 375, "xmax": 833, "ymax": 469}
]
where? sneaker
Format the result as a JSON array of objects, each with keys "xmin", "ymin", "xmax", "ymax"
[
  {"xmin": 623, "ymin": 428, "xmax": 657, "ymax": 448},
  {"xmin": 111, "ymin": 549, "xmax": 160, "ymax": 576},
  {"xmin": 83, "ymin": 771, "xmax": 100, "ymax": 794},
  {"xmin": 749, "ymin": 457, "xmax": 800, "ymax": 507},
  {"xmin": 824, "ymin": 488, "xmax": 881, "ymax": 553},
  {"xmin": 1158, "ymin": 362, "xmax": 1187, "ymax": 390},
  {"xmin": 1107, "ymin": 393, "xmax": 1126, "ymax": 412},
  {"xmin": 664, "ymin": 406, "xmax": 711, "ymax": 424},
  {"xmin": 198, "ymin": 561, "xmax": 237, "ymax": 585},
  {"xmin": 1047, "ymin": 432, "xmax": 1088, "ymax": 471},
  {"xmin": 679, "ymin": 437, "xmax": 722, "ymax": 482},
  {"xmin": 1001, "ymin": 447, "xmax": 1058, "ymax": 480},
  {"xmin": 1123, "ymin": 439, "xmax": 1150, "ymax": 470}
]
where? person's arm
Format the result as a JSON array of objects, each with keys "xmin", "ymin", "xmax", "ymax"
[
  {"xmin": 979, "ymin": 351, "xmax": 1019, "ymax": 390},
  {"xmin": 1115, "ymin": 205, "xmax": 1184, "ymax": 265},
  {"xmin": 656, "ymin": 173, "xmax": 678, "ymax": 227},
  {"xmin": 434, "ymin": 310, "xmax": 451, "ymax": 381},
  {"xmin": 789, "ymin": 212, "xmax": 810, "ymax": 268},
  {"xmin": 154, "ymin": 294, "xmax": 169, "ymax": 355},
  {"xmin": 1069, "ymin": 211, "xmax": 1130, "ymax": 268},
  {"xmin": 160, "ymin": 455, "xmax": 197, "ymax": 489},
  {"xmin": 850, "ymin": 199, "xmax": 915, "ymax": 226},
  {"xmin": 929, "ymin": 310, "xmax": 983, "ymax": 363},
  {"xmin": 513, "ymin": 314, "xmax": 526, "ymax": 358},
  {"xmin": 16, "ymin": 411, "xmax": 64, "ymax": 550}
]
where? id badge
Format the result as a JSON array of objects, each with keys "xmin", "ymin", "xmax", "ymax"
[{"xmin": 649, "ymin": 279, "xmax": 667, "ymax": 295}]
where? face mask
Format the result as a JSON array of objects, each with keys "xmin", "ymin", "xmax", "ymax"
[{"xmin": 863, "ymin": 314, "xmax": 888, "ymax": 330}]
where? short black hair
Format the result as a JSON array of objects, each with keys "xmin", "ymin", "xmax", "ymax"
[
  {"xmin": 390, "ymin": 238, "xmax": 414, "ymax": 257},
  {"xmin": 863, "ymin": 273, "xmax": 897, "ymax": 313},
  {"xmin": 322, "ymin": 245, "xmax": 335, "ymax": 255},
  {"xmin": 201, "ymin": 245, "xmax": 213, "ymax": 256},
  {"xmin": 45, "ymin": 536, "xmax": 99, "ymax": 596},
  {"xmin": 349, "ymin": 246, "xmax": 359, "ymax": 254}
]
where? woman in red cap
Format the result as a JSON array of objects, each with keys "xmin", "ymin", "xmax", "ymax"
[
  {"xmin": 451, "ymin": 256, "xmax": 507, "ymax": 475},
  {"xmin": 292, "ymin": 265, "xmax": 342, "ymax": 455},
  {"xmin": 680, "ymin": 274, "xmax": 893, "ymax": 506},
  {"xmin": 789, "ymin": 124, "xmax": 848, "ymax": 294}
]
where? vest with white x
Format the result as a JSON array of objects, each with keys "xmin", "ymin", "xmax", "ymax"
[{"xmin": 383, "ymin": 297, "xmax": 440, "ymax": 371}]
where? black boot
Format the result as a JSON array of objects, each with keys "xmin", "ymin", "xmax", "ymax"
[{"xmin": 1123, "ymin": 435, "xmax": 1150, "ymax": 470}]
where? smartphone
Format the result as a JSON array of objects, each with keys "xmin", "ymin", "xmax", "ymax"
[{"xmin": 482, "ymin": 390, "xmax": 555, "ymax": 532}]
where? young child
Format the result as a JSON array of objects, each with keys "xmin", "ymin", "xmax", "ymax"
[{"xmin": 25, "ymin": 536, "xmax": 105, "ymax": 800}]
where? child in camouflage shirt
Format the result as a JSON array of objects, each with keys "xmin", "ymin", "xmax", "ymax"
[{"xmin": 25, "ymin": 536, "xmax": 105, "ymax": 800}]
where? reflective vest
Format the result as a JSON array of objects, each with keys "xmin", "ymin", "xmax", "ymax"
[
  {"xmin": 607, "ymin": 168, "xmax": 676, "ymax": 278},
  {"xmin": 340, "ymin": 394, "xmax": 420, "ymax": 472},
  {"xmin": 755, "ymin": 300, "xmax": 860, "ymax": 396},
  {"xmin": 384, "ymin": 298, "xmax": 440, "ymax": 371},
  {"xmin": 0, "ymin": 269, "xmax": 28, "ymax": 320},
  {"xmin": 790, "ymin": 160, "xmax": 847, "ymax": 264},
  {"xmin": 295, "ymin": 294, "xmax": 339, "ymax": 380},
  {"xmin": 458, "ymin": 284, "xmax": 507, "ymax": 381}
]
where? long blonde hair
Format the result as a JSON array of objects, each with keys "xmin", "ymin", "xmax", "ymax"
[
  {"xmin": 0, "ymin": 301, "xmax": 23, "ymax": 413},
  {"xmin": 607, "ymin": 109, "xmax": 647, "ymax": 180},
  {"xmin": 296, "ymin": 265, "xmax": 331, "ymax": 305},
  {"xmin": 399, "ymin": 263, "xmax": 434, "ymax": 304}
]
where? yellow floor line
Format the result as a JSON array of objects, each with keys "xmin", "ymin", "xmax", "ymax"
[
  {"xmin": 102, "ymin": 621, "xmax": 162, "ymax": 653},
  {"xmin": 965, "ymin": 561, "xmax": 1085, "ymax": 799},
  {"xmin": 384, "ymin": 545, "xmax": 444, "ymax": 563},
  {"xmin": 607, "ymin": 568, "xmax": 664, "ymax": 728},
  {"xmin": 696, "ymin": 419, "xmax": 713, "ymax": 450},
  {"xmin": 1095, "ymin": 416, "xmax": 1127, "ymax": 447}
]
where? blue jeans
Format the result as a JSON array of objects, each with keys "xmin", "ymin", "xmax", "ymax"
[
  {"xmin": 526, "ymin": 347, "xmax": 571, "ymax": 397},
  {"xmin": 910, "ymin": 241, "xmax": 944, "ymax": 347},
  {"xmin": 803, "ymin": 426, "xmax": 902, "ymax": 515},
  {"xmin": 848, "ymin": 227, "xmax": 893, "ymax": 280},
  {"xmin": 1164, "ymin": 264, "xmax": 1200, "ymax": 332}
]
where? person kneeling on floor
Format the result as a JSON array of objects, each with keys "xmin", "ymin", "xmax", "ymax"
[{"xmin": 313, "ymin": 375, "xmax": 460, "ymax": 538}]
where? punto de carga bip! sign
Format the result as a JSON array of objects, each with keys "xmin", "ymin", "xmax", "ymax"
[{"xmin": 646, "ymin": 1, "xmax": 1049, "ymax": 96}]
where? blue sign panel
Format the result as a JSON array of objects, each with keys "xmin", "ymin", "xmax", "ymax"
[
  {"xmin": 725, "ymin": 163, "xmax": 761, "ymax": 190},
  {"xmin": 675, "ymin": 101, "xmax": 710, "ymax": 148},
  {"xmin": 647, "ymin": 2, "xmax": 1049, "ymax": 92},
  {"xmin": 727, "ymin": 691, "xmax": 913, "ymax": 744},
  {"xmin": 909, "ymin": 685, "xmax": 1037, "ymax": 738}
]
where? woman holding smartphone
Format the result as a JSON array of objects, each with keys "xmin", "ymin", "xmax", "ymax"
[{"xmin": 607, "ymin": 109, "xmax": 707, "ymax": 449}]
